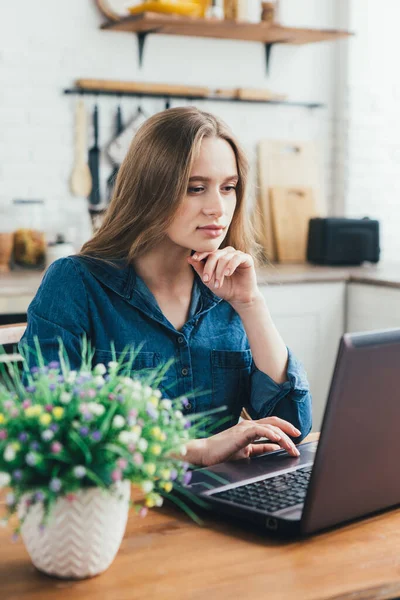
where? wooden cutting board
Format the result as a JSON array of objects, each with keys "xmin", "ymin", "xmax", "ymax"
[
  {"xmin": 256, "ymin": 139, "xmax": 323, "ymax": 262},
  {"xmin": 76, "ymin": 79, "xmax": 210, "ymax": 97},
  {"xmin": 270, "ymin": 186, "xmax": 318, "ymax": 263}
]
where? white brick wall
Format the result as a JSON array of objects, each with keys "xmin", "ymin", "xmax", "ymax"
[
  {"xmin": 338, "ymin": 0, "xmax": 400, "ymax": 261},
  {"xmin": 0, "ymin": 0, "xmax": 343, "ymax": 250}
]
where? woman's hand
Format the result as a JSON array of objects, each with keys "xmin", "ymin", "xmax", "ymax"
[
  {"xmin": 188, "ymin": 247, "xmax": 259, "ymax": 308},
  {"xmin": 186, "ymin": 417, "xmax": 301, "ymax": 467}
]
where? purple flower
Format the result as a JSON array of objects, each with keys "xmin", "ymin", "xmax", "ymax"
[
  {"xmin": 11, "ymin": 533, "xmax": 19, "ymax": 543},
  {"xmin": 170, "ymin": 469, "xmax": 178, "ymax": 481},
  {"xmin": 26, "ymin": 452, "xmax": 38, "ymax": 466},
  {"xmin": 181, "ymin": 396, "xmax": 190, "ymax": 407},
  {"xmin": 183, "ymin": 471, "xmax": 192, "ymax": 485},
  {"xmin": 49, "ymin": 478, "xmax": 62, "ymax": 493},
  {"xmin": 30, "ymin": 366, "xmax": 40, "ymax": 374},
  {"xmin": 49, "ymin": 423, "xmax": 59, "ymax": 433},
  {"xmin": 49, "ymin": 384, "xmax": 56, "ymax": 391},
  {"xmin": 117, "ymin": 394, "xmax": 124, "ymax": 404},
  {"xmin": 79, "ymin": 426, "xmax": 89, "ymax": 436},
  {"xmin": 184, "ymin": 420, "xmax": 191, "ymax": 430},
  {"xmin": 25, "ymin": 385, "xmax": 36, "ymax": 393},
  {"xmin": 35, "ymin": 491, "xmax": 45, "ymax": 502},
  {"xmin": 146, "ymin": 403, "xmax": 158, "ymax": 420},
  {"xmin": 40, "ymin": 366, "xmax": 49, "ymax": 374},
  {"xmin": 104, "ymin": 374, "xmax": 110, "ymax": 382},
  {"xmin": 57, "ymin": 375, "xmax": 64, "ymax": 383},
  {"xmin": 30, "ymin": 441, "xmax": 40, "ymax": 451},
  {"xmin": 12, "ymin": 469, "xmax": 22, "ymax": 481},
  {"xmin": 18, "ymin": 432, "xmax": 29, "ymax": 443},
  {"xmin": 48, "ymin": 361, "xmax": 60, "ymax": 370},
  {"xmin": 91, "ymin": 430, "xmax": 102, "ymax": 442},
  {"xmin": 87, "ymin": 389, "xmax": 96, "ymax": 399},
  {"xmin": 83, "ymin": 412, "xmax": 93, "ymax": 422}
]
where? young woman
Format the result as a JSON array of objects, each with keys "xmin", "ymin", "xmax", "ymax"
[{"xmin": 20, "ymin": 107, "xmax": 312, "ymax": 467}]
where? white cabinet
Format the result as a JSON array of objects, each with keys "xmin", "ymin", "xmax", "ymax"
[
  {"xmin": 259, "ymin": 282, "xmax": 346, "ymax": 431},
  {"xmin": 347, "ymin": 283, "xmax": 400, "ymax": 333}
]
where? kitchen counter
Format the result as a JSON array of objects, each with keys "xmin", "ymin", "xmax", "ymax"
[
  {"xmin": 256, "ymin": 261, "xmax": 400, "ymax": 287},
  {"xmin": 0, "ymin": 262, "xmax": 400, "ymax": 301}
]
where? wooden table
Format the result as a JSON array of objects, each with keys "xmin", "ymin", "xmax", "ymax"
[{"xmin": 1, "ymin": 433, "xmax": 400, "ymax": 600}]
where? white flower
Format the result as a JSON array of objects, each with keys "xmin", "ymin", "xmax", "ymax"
[
  {"xmin": 41, "ymin": 430, "xmax": 54, "ymax": 442},
  {"xmin": 118, "ymin": 431, "xmax": 139, "ymax": 445},
  {"xmin": 93, "ymin": 376, "xmax": 105, "ymax": 387},
  {"xmin": 160, "ymin": 399, "xmax": 172, "ymax": 410},
  {"xmin": 87, "ymin": 402, "xmax": 105, "ymax": 416},
  {"xmin": 141, "ymin": 481, "xmax": 154, "ymax": 494},
  {"xmin": 143, "ymin": 386, "xmax": 153, "ymax": 398},
  {"xmin": 132, "ymin": 380, "xmax": 142, "ymax": 391},
  {"xmin": 112, "ymin": 415, "xmax": 125, "ymax": 428},
  {"xmin": 5, "ymin": 493, "xmax": 15, "ymax": 506},
  {"xmin": 138, "ymin": 438, "xmax": 148, "ymax": 452},
  {"xmin": 73, "ymin": 465, "xmax": 87, "ymax": 479},
  {"xmin": 153, "ymin": 390, "xmax": 162, "ymax": 398},
  {"xmin": 60, "ymin": 391, "xmax": 72, "ymax": 404},
  {"xmin": 72, "ymin": 420, "xmax": 80, "ymax": 428},
  {"xmin": 174, "ymin": 410, "xmax": 183, "ymax": 420},
  {"xmin": 0, "ymin": 472, "xmax": 11, "ymax": 488},
  {"xmin": 94, "ymin": 363, "xmax": 106, "ymax": 376},
  {"xmin": 4, "ymin": 446, "xmax": 16, "ymax": 462},
  {"xmin": 107, "ymin": 361, "xmax": 119, "ymax": 371},
  {"xmin": 155, "ymin": 495, "xmax": 164, "ymax": 507},
  {"xmin": 66, "ymin": 371, "xmax": 77, "ymax": 384},
  {"xmin": 122, "ymin": 377, "xmax": 134, "ymax": 388}
]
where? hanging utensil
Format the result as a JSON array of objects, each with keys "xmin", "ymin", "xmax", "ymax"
[
  {"xmin": 106, "ymin": 103, "xmax": 148, "ymax": 167},
  {"xmin": 106, "ymin": 104, "xmax": 124, "ymax": 203},
  {"xmin": 70, "ymin": 99, "xmax": 92, "ymax": 197},
  {"xmin": 88, "ymin": 104, "xmax": 101, "ymax": 206}
]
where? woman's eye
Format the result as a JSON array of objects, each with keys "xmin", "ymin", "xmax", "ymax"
[
  {"xmin": 188, "ymin": 186, "xmax": 205, "ymax": 194},
  {"xmin": 223, "ymin": 185, "xmax": 237, "ymax": 192}
]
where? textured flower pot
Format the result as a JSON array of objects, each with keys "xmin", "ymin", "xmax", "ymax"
[{"xmin": 19, "ymin": 481, "xmax": 131, "ymax": 579}]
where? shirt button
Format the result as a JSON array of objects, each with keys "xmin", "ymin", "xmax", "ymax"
[
  {"xmin": 177, "ymin": 336, "xmax": 184, "ymax": 344},
  {"xmin": 181, "ymin": 367, "xmax": 189, "ymax": 376}
]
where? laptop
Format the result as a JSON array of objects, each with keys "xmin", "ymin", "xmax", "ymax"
[{"xmin": 185, "ymin": 328, "xmax": 400, "ymax": 537}]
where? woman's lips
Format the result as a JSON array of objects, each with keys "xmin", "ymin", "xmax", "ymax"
[{"xmin": 197, "ymin": 226, "xmax": 225, "ymax": 238}]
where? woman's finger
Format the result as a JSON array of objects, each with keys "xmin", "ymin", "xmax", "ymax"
[
  {"xmin": 256, "ymin": 416, "xmax": 301, "ymax": 438},
  {"xmin": 249, "ymin": 443, "xmax": 281, "ymax": 457},
  {"xmin": 214, "ymin": 252, "xmax": 236, "ymax": 288},
  {"xmin": 242, "ymin": 424, "xmax": 299, "ymax": 457},
  {"xmin": 222, "ymin": 253, "xmax": 250, "ymax": 278},
  {"xmin": 201, "ymin": 250, "xmax": 230, "ymax": 285}
]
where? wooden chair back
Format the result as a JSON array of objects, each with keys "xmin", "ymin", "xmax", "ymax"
[{"xmin": 0, "ymin": 323, "xmax": 27, "ymax": 346}]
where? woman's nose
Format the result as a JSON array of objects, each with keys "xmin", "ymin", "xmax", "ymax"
[{"xmin": 202, "ymin": 192, "xmax": 224, "ymax": 217}]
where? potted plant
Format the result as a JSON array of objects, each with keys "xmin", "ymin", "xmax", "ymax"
[{"xmin": 0, "ymin": 339, "xmax": 212, "ymax": 579}]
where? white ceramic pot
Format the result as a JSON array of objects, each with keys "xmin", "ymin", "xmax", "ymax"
[{"xmin": 19, "ymin": 481, "xmax": 131, "ymax": 579}]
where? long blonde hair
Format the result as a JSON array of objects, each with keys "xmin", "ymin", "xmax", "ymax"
[{"xmin": 80, "ymin": 106, "xmax": 259, "ymax": 263}]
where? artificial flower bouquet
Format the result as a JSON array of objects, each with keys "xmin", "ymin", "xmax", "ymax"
[{"xmin": 0, "ymin": 339, "xmax": 215, "ymax": 578}]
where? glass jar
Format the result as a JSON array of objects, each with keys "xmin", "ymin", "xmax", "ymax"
[{"xmin": 11, "ymin": 199, "xmax": 46, "ymax": 269}]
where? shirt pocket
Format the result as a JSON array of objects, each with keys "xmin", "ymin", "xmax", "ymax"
[
  {"xmin": 94, "ymin": 349, "xmax": 158, "ymax": 374},
  {"xmin": 211, "ymin": 349, "xmax": 252, "ymax": 432}
]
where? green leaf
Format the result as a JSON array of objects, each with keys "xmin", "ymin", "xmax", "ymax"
[
  {"xmin": 100, "ymin": 402, "xmax": 118, "ymax": 436},
  {"xmin": 85, "ymin": 467, "xmax": 107, "ymax": 489},
  {"xmin": 68, "ymin": 430, "xmax": 92, "ymax": 464},
  {"xmin": 101, "ymin": 443, "xmax": 131, "ymax": 459},
  {"xmin": 159, "ymin": 491, "xmax": 204, "ymax": 526}
]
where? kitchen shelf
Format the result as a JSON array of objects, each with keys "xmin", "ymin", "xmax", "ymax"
[
  {"xmin": 100, "ymin": 13, "xmax": 353, "ymax": 71},
  {"xmin": 64, "ymin": 87, "xmax": 325, "ymax": 110}
]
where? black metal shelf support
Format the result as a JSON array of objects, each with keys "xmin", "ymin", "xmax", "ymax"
[{"xmin": 64, "ymin": 88, "xmax": 324, "ymax": 110}]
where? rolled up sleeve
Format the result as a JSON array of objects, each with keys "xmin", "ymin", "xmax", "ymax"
[{"xmin": 244, "ymin": 348, "xmax": 312, "ymax": 442}]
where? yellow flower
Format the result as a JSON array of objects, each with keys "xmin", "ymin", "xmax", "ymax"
[
  {"xmin": 25, "ymin": 405, "xmax": 43, "ymax": 418},
  {"xmin": 145, "ymin": 497, "xmax": 155, "ymax": 508},
  {"xmin": 131, "ymin": 425, "xmax": 142, "ymax": 436},
  {"xmin": 150, "ymin": 444, "xmax": 161, "ymax": 456},
  {"xmin": 11, "ymin": 442, "xmax": 21, "ymax": 452},
  {"xmin": 144, "ymin": 463, "xmax": 156, "ymax": 476},
  {"xmin": 150, "ymin": 426, "xmax": 161, "ymax": 439},
  {"xmin": 160, "ymin": 469, "xmax": 170, "ymax": 480},
  {"xmin": 52, "ymin": 407, "xmax": 64, "ymax": 420},
  {"xmin": 39, "ymin": 414, "xmax": 52, "ymax": 426},
  {"xmin": 162, "ymin": 482, "xmax": 173, "ymax": 493},
  {"xmin": 0, "ymin": 414, "xmax": 5, "ymax": 424},
  {"xmin": 159, "ymin": 432, "xmax": 167, "ymax": 442},
  {"xmin": 149, "ymin": 396, "xmax": 159, "ymax": 407}
]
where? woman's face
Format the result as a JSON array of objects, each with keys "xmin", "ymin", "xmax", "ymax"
[{"xmin": 166, "ymin": 136, "xmax": 238, "ymax": 253}]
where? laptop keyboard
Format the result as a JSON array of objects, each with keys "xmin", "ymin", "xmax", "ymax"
[{"xmin": 211, "ymin": 466, "xmax": 313, "ymax": 514}]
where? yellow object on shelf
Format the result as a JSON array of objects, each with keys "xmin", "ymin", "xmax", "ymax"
[{"xmin": 127, "ymin": 1, "xmax": 204, "ymax": 17}]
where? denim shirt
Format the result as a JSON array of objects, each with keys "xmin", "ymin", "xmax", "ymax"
[{"xmin": 19, "ymin": 256, "xmax": 312, "ymax": 440}]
